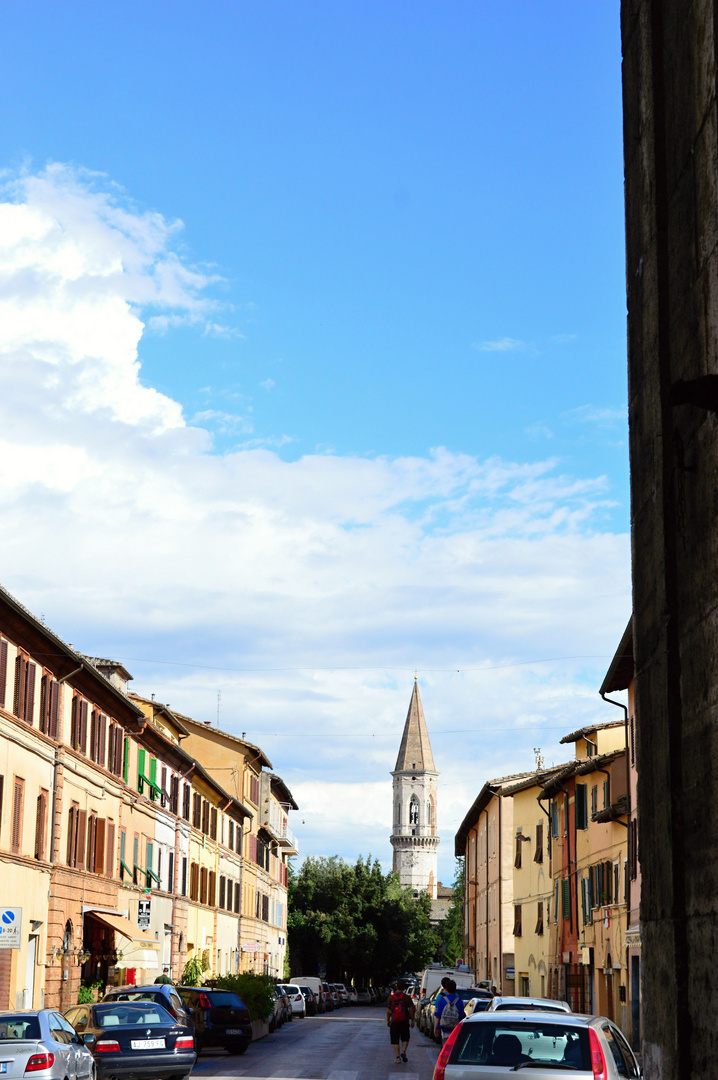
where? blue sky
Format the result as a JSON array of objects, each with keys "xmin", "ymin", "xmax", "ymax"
[{"xmin": 0, "ymin": 3, "xmax": 629, "ymax": 881}]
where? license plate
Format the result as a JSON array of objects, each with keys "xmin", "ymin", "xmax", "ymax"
[
  {"xmin": 131, "ymin": 1038, "xmax": 165, "ymax": 1050},
  {"xmin": 226, "ymin": 1028, "xmax": 243, "ymax": 1034},
  {"xmin": 0, "ymin": 1064, "xmax": 7, "ymax": 1074}
]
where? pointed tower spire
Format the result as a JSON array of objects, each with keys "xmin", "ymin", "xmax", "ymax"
[{"xmin": 394, "ymin": 678, "xmax": 436, "ymax": 773}]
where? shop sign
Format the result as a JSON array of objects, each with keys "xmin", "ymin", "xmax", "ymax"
[
  {"xmin": 242, "ymin": 942, "xmax": 260, "ymax": 952},
  {"xmin": 137, "ymin": 900, "xmax": 151, "ymax": 930},
  {"xmin": 0, "ymin": 908, "xmax": 21, "ymax": 949}
]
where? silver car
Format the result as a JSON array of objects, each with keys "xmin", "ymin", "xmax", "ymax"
[
  {"xmin": 0, "ymin": 1010, "xmax": 94, "ymax": 1080},
  {"xmin": 434, "ymin": 1010, "xmax": 641, "ymax": 1079},
  {"xmin": 485, "ymin": 996, "xmax": 572, "ymax": 1014}
]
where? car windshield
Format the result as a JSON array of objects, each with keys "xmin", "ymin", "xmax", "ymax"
[
  {"xmin": 95, "ymin": 1004, "xmax": 173, "ymax": 1028},
  {"xmin": 494, "ymin": 1003, "xmax": 568, "ymax": 1012},
  {"xmin": 204, "ymin": 992, "xmax": 244, "ymax": 1007},
  {"xmin": 456, "ymin": 988, "xmax": 484, "ymax": 1001},
  {"xmin": 451, "ymin": 1021, "xmax": 590, "ymax": 1070},
  {"xmin": 0, "ymin": 1017, "xmax": 41, "ymax": 1040},
  {"xmin": 283, "ymin": 986, "xmax": 300, "ymax": 994}
]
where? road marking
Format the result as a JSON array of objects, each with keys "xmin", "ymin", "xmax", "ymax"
[{"xmin": 327, "ymin": 1072, "xmax": 358, "ymax": 1080}]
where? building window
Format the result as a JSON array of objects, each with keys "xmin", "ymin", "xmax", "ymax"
[
  {"xmin": 591, "ymin": 785, "xmax": 598, "ymax": 818},
  {"xmin": 234, "ymin": 882, "xmax": 240, "ymax": 914},
  {"xmin": 576, "ymin": 785, "xmax": 588, "ymax": 830},
  {"xmin": 210, "ymin": 807, "xmax": 218, "ymax": 841},
  {"xmin": 34, "ymin": 790, "xmax": 48, "ymax": 861},
  {"xmin": 90, "ymin": 711, "xmax": 107, "ymax": 767},
  {"xmin": 535, "ymin": 901, "xmax": 544, "ymax": 936},
  {"xmin": 248, "ymin": 774, "xmax": 260, "ymax": 805},
  {"xmin": 534, "ymin": 821, "xmax": 544, "ymax": 863},
  {"xmin": 10, "ymin": 777, "xmax": 23, "ymax": 854},
  {"xmin": 70, "ymin": 696, "xmax": 88, "ymax": 755},
  {"xmin": 201, "ymin": 800, "xmax": 210, "ymax": 835},
  {"xmin": 208, "ymin": 871, "xmax": 216, "ymax": 906},
  {"xmin": 193, "ymin": 793, "xmax": 202, "ymax": 829},
  {"xmin": 550, "ymin": 801, "xmax": 559, "ymax": 838},
  {"xmin": 182, "ymin": 857, "xmax": 188, "ymax": 896},
  {"xmin": 409, "ymin": 796, "xmax": 419, "ymax": 826},
  {"xmin": 39, "ymin": 675, "xmax": 60, "ymax": 739},
  {"xmin": 66, "ymin": 804, "xmax": 86, "ymax": 869},
  {"xmin": 182, "ymin": 784, "xmax": 190, "ymax": 821},
  {"xmin": 168, "ymin": 851, "xmax": 174, "ymax": 893},
  {"xmin": 189, "ymin": 862, "xmax": 199, "ymax": 901},
  {"xmin": 514, "ymin": 834, "xmax": 523, "ymax": 869},
  {"xmin": 13, "ymin": 654, "xmax": 36, "ymax": 725},
  {"xmin": 603, "ymin": 778, "xmax": 610, "ymax": 810},
  {"xmin": 0, "ymin": 638, "xmax": 7, "ymax": 709},
  {"xmin": 513, "ymin": 904, "xmax": 522, "ymax": 937},
  {"xmin": 200, "ymin": 866, "xmax": 208, "ymax": 905},
  {"xmin": 228, "ymin": 820, "xmax": 234, "ymax": 849},
  {"xmin": 106, "ymin": 820, "xmax": 115, "ymax": 878},
  {"xmin": 219, "ymin": 876, "xmax": 226, "ymax": 909}
]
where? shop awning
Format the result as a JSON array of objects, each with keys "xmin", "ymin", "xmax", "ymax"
[
  {"xmin": 116, "ymin": 947, "xmax": 161, "ymax": 969},
  {"xmin": 85, "ymin": 910, "xmax": 160, "ymax": 948}
]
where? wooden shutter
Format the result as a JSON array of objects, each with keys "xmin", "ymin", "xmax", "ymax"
[
  {"xmin": 200, "ymin": 866, "xmax": 207, "ymax": 904},
  {"xmin": 534, "ymin": 821, "xmax": 544, "ymax": 862},
  {"xmin": 11, "ymin": 779, "xmax": 23, "ymax": 854},
  {"xmin": 95, "ymin": 818, "xmax": 106, "ymax": 874},
  {"xmin": 210, "ymin": 807, "xmax": 217, "ymax": 840},
  {"xmin": 71, "ymin": 696, "xmax": 79, "ymax": 748},
  {"xmin": 98, "ymin": 715, "xmax": 106, "ymax": 768},
  {"xmin": 514, "ymin": 836, "xmax": 522, "ymax": 869},
  {"xmin": 576, "ymin": 784, "xmax": 588, "ymax": 829},
  {"xmin": 67, "ymin": 806, "xmax": 76, "ymax": 865},
  {"xmin": 535, "ymin": 901, "xmax": 544, "ymax": 936},
  {"xmin": 23, "ymin": 662, "xmax": 35, "ymax": 725},
  {"xmin": 208, "ymin": 871, "xmax": 216, "ymax": 906},
  {"xmin": 90, "ymin": 710, "xmax": 98, "ymax": 761},
  {"xmin": 13, "ymin": 654, "xmax": 26, "ymax": 718},
  {"xmin": 219, "ymin": 876, "xmax": 226, "ymax": 909},
  {"xmin": 168, "ymin": 852, "xmax": 174, "ymax": 893},
  {"xmin": 234, "ymin": 882, "xmax": 240, "ymax": 914},
  {"xmin": 49, "ymin": 680, "xmax": 59, "ymax": 740},
  {"xmin": 40, "ymin": 674, "xmax": 49, "ymax": 734},
  {"xmin": 105, "ymin": 821, "xmax": 115, "ymax": 877},
  {"xmin": 561, "ymin": 878, "xmax": 571, "ymax": 920},
  {"xmin": 76, "ymin": 810, "xmax": 87, "ymax": 869},
  {"xmin": 513, "ymin": 904, "xmax": 522, "ymax": 937},
  {"xmin": 182, "ymin": 784, "xmax": 190, "ymax": 820},
  {"xmin": 34, "ymin": 791, "xmax": 47, "ymax": 860},
  {"xmin": 228, "ymin": 820, "xmax": 234, "ymax": 849},
  {"xmin": 0, "ymin": 638, "xmax": 7, "ymax": 709},
  {"xmin": 201, "ymin": 801, "xmax": 209, "ymax": 835},
  {"xmin": 79, "ymin": 701, "xmax": 88, "ymax": 755}
]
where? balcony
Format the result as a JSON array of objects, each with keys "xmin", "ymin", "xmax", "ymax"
[{"xmin": 278, "ymin": 821, "xmax": 298, "ymax": 853}]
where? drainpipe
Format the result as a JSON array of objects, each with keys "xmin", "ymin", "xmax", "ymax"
[{"xmin": 482, "ymin": 807, "xmax": 490, "ymax": 982}]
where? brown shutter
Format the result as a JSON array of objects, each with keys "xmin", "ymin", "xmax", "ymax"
[
  {"xmin": 76, "ymin": 810, "xmax": 87, "ymax": 869},
  {"xmin": 39, "ymin": 675, "xmax": 49, "ymax": 734},
  {"xmin": 34, "ymin": 792, "xmax": 47, "ymax": 860},
  {"xmin": 79, "ymin": 701, "xmax": 88, "ymax": 755},
  {"xmin": 210, "ymin": 807, "xmax": 217, "ymax": 840},
  {"xmin": 71, "ymin": 696, "xmax": 79, "ymax": 748},
  {"xmin": 67, "ymin": 807, "xmax": 76, "ymax": 865},
  {"xmin": 13, "ymin": 654, "xmax": 26, "ymax": 718},
  {"xmin": 106, "ymin": 821, "xmax": 115, "ymax": 877},
  {"xmin": 98, "ymin": 715, "xmax": 106, "ymax": 768},
  {"xmin": 90, "ymin": 710, "xmax": 98, "ymax": 761},
  {"xmin": 95, "ymin": 818, "xmax": 106, "ymax": 874},
  {"xmin": 11, "ymin": 779, "xmax": 23, "ymax": 854},
  {"xmin": 0, "ymin": 638, "xmax": 7, "ymax": 708},
  {"xmin": 24, "ymin": 663, "xmax": 36, "ymax": 725},
  {"xmin": 49, "ymin": 681, "xmax": 59, "ymax": 740}
]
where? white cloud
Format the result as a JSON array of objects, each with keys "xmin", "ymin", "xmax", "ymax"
[
  {"xmin": 0, "ymin": 166, "xmax": 631, "ymax": 883},
  {"xmin": 472, "ymin": 336, "xmax": 526, "ymax": 353},
  {"xmin": 259, "ymin": 378, "xmax": 275, "ymax": 391},
  {"xmin": 564, "ymin": 404, "xmax": 627, "ymax": 427}
]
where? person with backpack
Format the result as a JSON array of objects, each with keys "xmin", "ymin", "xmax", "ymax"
[
  {"xmin": 434, "ymin": 978, "xmax": 465, "ymax": 1043},
  {"xmin": 386, "ymin": 981, "xmax": 415, "ymax": 1063}
]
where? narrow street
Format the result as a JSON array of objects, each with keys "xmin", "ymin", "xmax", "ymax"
[{"xmin": 192, "ymin": 1007, "xmax": 440, "ymax": 1080}]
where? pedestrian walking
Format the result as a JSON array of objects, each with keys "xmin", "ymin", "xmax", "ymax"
[
  {"xmin": 386, "ymin": 981, "xmax": 415, "ymax": 1063},
  {"xmin": 433, "ymin": 978, "xmax": 464, "ymax": 1043}
]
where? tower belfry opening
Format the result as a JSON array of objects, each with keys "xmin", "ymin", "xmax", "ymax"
[{"xmin": 390, "ymin": 680, "xmax": 439, "ymax": 899}]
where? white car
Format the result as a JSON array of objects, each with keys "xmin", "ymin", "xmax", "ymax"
[
  {"xmin": 333, "ymin": 983, "xmax": 348, "ymax": 1004},
  {"xmin": 279, "ymin": 984, "xmax": 306, "ymax": 1018},
  {"xmin": 433, "ymin": 1010, "xmax": 641, "ymax": 1080},
  {"xmin": 346, "ymin": 988, "xmax": 358, "ymax": 1005},
  {"xmin": 0, "ymin": 1010, "xmax": 94, "ymax": 1080},
  {"xmin": 485, "ymin": 996, "xmax": 572, "ymax": 1014}
]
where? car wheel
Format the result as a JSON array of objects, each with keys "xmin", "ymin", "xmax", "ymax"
[
  {"xmin": 194, "ymin": 1038, "xmax": 203, "ymax": 1055},
  {"xmin": 226, "ymin": 1040, "xmax": 249, "ymax": 1055}
]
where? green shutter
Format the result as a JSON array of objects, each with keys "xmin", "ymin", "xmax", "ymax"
[
  {"xmin": 561, "ymin": 878, "xmax": 571, "ymax": 920},
  {"xmin": 137, "ymin": 748, "xmax": 145, "ymax": 794},
  {"xmin": 576, "ymin": 784, "xmax": 588, "ymax": 830},
  {"xmin": 123, "ymin": 737, "xmax": 130, "ymax": 783},
  {"xmin": 149, "ymin": 757, "xmax": 158, "ymax": 801}
]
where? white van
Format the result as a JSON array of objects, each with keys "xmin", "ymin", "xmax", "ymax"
[
  {"xmin": 292, "ymin": 976, "xmax": 325, "ymax": 1012},
  {"xmin": 420, "ymin": 965, "xmax": 475, "ymax": 999}
]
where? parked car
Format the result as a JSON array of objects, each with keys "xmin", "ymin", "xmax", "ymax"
[
  {"xmin": 63, "ymin": 1001, "xmax": 195, "ymax": 1080},
  {"xmin": 425, "ymin": 986, "xmax": 490, "ymax": 1041},
  {"xmin": 327, "ymin": 984, "xmax": 341, "ymax": 1009},
  {"xmin": 333, "ymin": 983, "xmax": 348, "ymax": 1005},
  {"xmin": 432, "ymin": 1010, "xmax": 641, "ymax": 1080},
  {"xmin": 485, "ymin": 996, "xmax": 572, "ymax": 1014},
  {"xmin": 292, "ymin": 977, "xmax": 325, "ymax": 1012},
  {"xmin": 321, "ymin": 983, "xmax": 334, "ymax": 1012},
  {"xmin": 279, "ymin": 984, "xmax": 306, "ymax": 1018},
  {"xmin": 346, "ymin": 987, "xmax": 358, "ymax": 1006},
  {"xmin": 268, "ymin": 986, "xmax": 286, "ymax": 1032},
  {"xmin": 0, "ymin": 1009, "xmax": 94, "ymax": 1080},
  {"xmin": 102, "ymin": 985, "xmax": 193, "ymax": 1030},
  {"xmin": 462, "ymin": 995, "xmax": 494, "ymax": 1017},
  {"xmin": 277, "ymin": 985, "xmax": 294, "ymax": 1022},
  {"xmin": 356, "ymin": 987, "xmax": 371, "ymax": 1005},
  {"xmin": 298, "ymin": 986, "xmax": 317, "ymax": 1016},
  {"xmin": 175, "ymin": 986, "xmax": 252, "ymax": 1054}
]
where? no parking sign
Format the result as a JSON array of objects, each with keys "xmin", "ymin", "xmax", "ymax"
[{"xmin": 0, "ymin": 909, "xmax": 21, "ymax": 949}]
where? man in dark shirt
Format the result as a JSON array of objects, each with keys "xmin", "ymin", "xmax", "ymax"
[{"xmin": 386, "ymin": 981, "xmax": 415, "ymax": 1063}]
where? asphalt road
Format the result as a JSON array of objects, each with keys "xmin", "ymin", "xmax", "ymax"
[{"xmin": 192, "ymin": 1006, "xmax": 440, "ymax": 1080}]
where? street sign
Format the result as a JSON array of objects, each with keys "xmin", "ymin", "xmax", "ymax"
[
  {"xmin": 505, "ymin": 966, "xmax": 515, "ymax": 980},
  {"xmin": 318, "ymin": 963, "xmax": 326, "ymax": 978},
  {"xmin": 137, "ymin": 900, "xmax": 151, "ymax": 930},
  {"xmin": 0, "ymin": 909, "xmax": 21, "ymax": 949}
]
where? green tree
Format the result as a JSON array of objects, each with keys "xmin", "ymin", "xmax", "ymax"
[
  {"xmin": 437, "ymin": 858, "xmax": 464, "ymax": 965},
  {"xmin": 288, "ymin": 855, "xmax": 439, "ymax": 984}
]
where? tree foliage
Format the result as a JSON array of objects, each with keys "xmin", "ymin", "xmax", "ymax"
[
  {"xmin": 288, "ymin": 855, "xmax": 439, "ymax": 984},
  {"xmin": 213, "ymin": 972, "xmax": 276, "ymax": 1021},
  {"xmin": 437, "ymin": 858, "xmax": 464, "ymax": 965}
]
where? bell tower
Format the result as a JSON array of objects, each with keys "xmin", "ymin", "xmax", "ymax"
[{"xmin": 390, "ymin": 680, "xmax": 439, "ymax": 899}]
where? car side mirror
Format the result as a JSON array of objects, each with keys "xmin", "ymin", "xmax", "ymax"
[{"xmin": 82, "ymin": 1033, "xmax": 96, "ymax": 1048}]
